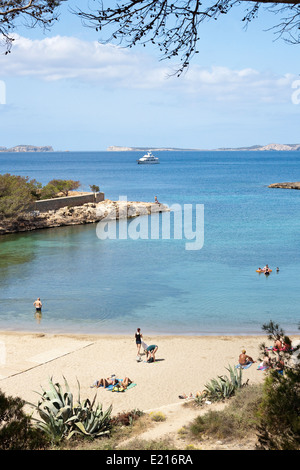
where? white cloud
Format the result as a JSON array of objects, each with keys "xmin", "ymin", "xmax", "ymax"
[{"xmin": 0, "ymin": 34, "xmax": 297, "ymax": 104}]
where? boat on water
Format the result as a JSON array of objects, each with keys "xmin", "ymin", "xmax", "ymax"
[{"xmin": 137, "ymin": 151, "xmax": 160, "ymax": 164}]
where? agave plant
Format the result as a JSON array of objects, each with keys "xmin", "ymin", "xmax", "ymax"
[
  {"xmin": 28, "ymin": 377, "xmax": 112, "ymax": 442},
  {"xmin": 203, "ymin": 365, "xmax": 246, "ymax": 402}
]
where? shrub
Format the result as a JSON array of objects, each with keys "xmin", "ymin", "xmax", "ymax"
[
  {"xmin": 29, "ymin": 377, "xmax": 112, "ymax": 444},
  {"xmin": 196, "ymin": 364, "xmax": 246, "ymax": 404},
  {"xmin": 111, "ymin": 409, "xmax": 144, "ymax": 427},
  {"xmin": 256, "ymin": 321, "xmax": 300, "ymax": 450},
  {"xmin": 189, "ymin": 384, "xmax": 263, "ymax": 442},
  {"xmin": 0, "ymin": 173, "xmax": 41, "ymax": 219},
  {"xmin": 0, "ymin": 389, "xmax": 49, "ymax": 450},
  {"xmin": 149, "ymin": 411, "xmax": 167, "ymax": 422}
]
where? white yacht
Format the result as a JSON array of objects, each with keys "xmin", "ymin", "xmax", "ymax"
[{"xmin": 137, "ymin": 151, "xmax": 160, "ymax": 164}]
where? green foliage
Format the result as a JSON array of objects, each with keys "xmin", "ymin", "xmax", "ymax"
[
  {"xmin": 200, "ymin": 365, "xmax": 246, "ymax": 403},
  {"xmin": 90, "ymin": 184, "xmax": 100, "ymax": 193},
  {"xmin": 256, "ymin": 321, "xmax": 300, "ymax": 450},
  {"xmin": 149, "ymin": 411, "xmax": 167, "ymax": 422},
  {"xmin": 41, "ymin": 179, "xmax": 80, "ymax": 198},
  {"xmin": 111, "ymin": 409, "xmax": 144, "ymax": 427},
  {"xmin": 39, "ymin": 182, "xmax": 59, "ymax": 199},
  {"xmin": 189, "ymin": 384, "xmax": 263, "ymax": 441},
  {"xmin": 0, "ymin": 389, "xmax": 49, "ymax": 450},
  {"xmin": 29, "ymin": 377, "xmax": 112, "ymax": 444},
  {"xmin": 0, "ymin": 173, "xmax": 41, "ymax": 219}
]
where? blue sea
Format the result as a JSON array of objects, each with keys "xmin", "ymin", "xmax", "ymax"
[{"xmin": 0, "ymin": 150, "xmax": 300, "ymax": 336}]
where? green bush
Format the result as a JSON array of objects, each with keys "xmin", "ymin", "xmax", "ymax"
[
  {"xmin": 29, "ymin": 377, "xmax": 112, "ymax": 444},
  {"xmin": 256, "ymin": 321, "xmax": 300, "ymax": 450},
  {"xmin": 256, "ymin": 370, "xmax": 300, "ymax": 450},
  {"xmin": 0, "ymin": 389, "xmax": 49, "ymax": 450},
  {"xmin": 189, "ymin": 384, "xmax": 263, "ymax": 441},
  {"xmin": 197, "ymin": 364, "xmax": 246, "ymax": 404},
  {"xmin": 0, "ymin": 173, "xmax": 41, "ymax": 219}
]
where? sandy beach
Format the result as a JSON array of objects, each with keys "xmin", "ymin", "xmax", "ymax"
[{"xmin": 1, "ymin": 331, "xmax": 298, "ymax": 419}]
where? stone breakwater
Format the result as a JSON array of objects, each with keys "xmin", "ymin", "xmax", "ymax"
[
  {"xmin": 0, "ymin": 200, "xmax": 169, "ymax": 235},
  {"xmin": 268, "ymin": 182, "xmax": 300, "ymax": 189},
  {"xmin": 0, "ymin": 199, "xmax": 169, "ymax": 235}
]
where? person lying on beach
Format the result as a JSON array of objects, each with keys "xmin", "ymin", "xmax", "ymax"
[
  {"xmin": 239, "ymin": 349, "xmax": 256, "ymax": 366},
  {"xmin": 179, "ymin": 391, "xmax": 204, "ymax": 399},
  {"xmin": 262, "ymin": 351, "xmax": 272, "ymax": 369},
  {"xmin": 112, "ymin": 377, "xmax": 133, "ymax": 391},
  {"xmin": 95, "ymin": 377, "xmax": 117, "ymax": 388},
  {"xmin": 95, "ymin": 376, "xmax": 133, "ymax": 390}
]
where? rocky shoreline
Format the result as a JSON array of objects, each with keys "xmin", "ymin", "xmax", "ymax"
[
  {"xmin": 0, "ymin": 199, "xmax": 169, "ymax": 235},
  {"xmin": 268, "ymin": 182, "xmax": 300, "ymax": 190}
]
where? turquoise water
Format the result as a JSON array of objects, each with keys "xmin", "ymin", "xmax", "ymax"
[{"xmin": 0, "ymin": 150, "xmax": 300, "ymax": 335}]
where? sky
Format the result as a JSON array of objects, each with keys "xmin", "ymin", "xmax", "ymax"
[{"xmin": 0, "ymin": 0, "xmax": 299, "ymax": 151}]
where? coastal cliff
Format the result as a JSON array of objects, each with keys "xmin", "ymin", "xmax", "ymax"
[
  {"xmin": 268, "ymin": 182, "xmax": 300, "ymax": 189},
  {"xmin": 0, "ymin": 199, "xmax": 169, "ymax": 235},
  {"xmin": 0, "ymin": 145, "xmax": 53, "ymax": 152}
]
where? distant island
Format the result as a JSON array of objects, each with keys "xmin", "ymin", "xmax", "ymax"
[
  {"xmin": 107, "ymin": 143, "xmax": 300, "ymax": 152},
  {"xmin": 107, "ymin": 146, "xmax": 194, "ymax": 152},
  {"xmin": 0, "ymin": 145, "xmax": 53, "ymax": 152},
  {"xmin": 268, "ymin": 182, "xmax": 300, "ymax": 190}
]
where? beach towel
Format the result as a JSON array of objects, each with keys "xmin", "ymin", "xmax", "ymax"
[
  {"xmin": 236, "ymin": 362, "xmax": 253, "ymax": 370},
  {"xmin": 108, "ymin": 382, "xmax": 137, "ymax": 392},
  {"xmin": 91, "ymin": 380, "xmax": 136, "ymax": 391},
  {"xmin": 257, "ymin": 362, "xmax": 270, "ymax": 371}
]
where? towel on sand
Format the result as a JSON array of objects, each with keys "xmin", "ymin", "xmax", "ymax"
[
  {"xmin": 236, "ymin": 362, "xmax": 253, "ymax": 369},
  {"xmin": 107, "ymin": 382, "xmax": 137, "ymax": 392},
  {"xmin": 91, "ymin": 379, "xmax": 136, "ymax": 391}
]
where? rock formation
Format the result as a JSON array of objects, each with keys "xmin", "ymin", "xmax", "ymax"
[
  {"xmin": 0, "ymin": 199, "xmax": 169, "ymax": 235},
  {"xmin": 268, "ymin": 182, "xmax": 300, "ymax": 189}
]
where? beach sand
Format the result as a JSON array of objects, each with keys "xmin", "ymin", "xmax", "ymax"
[{"xmin": 2, "ymin": 331, "xmax": 297, "ymax": 419}]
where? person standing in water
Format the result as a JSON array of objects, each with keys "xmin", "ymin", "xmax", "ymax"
[{"xmin": 33, "ymin": 298, "xmax": 42, "ymax": 311}]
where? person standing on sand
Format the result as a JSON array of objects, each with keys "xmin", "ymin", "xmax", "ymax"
[
  {"xmin": 33, "ymin": 298, "xmax": 42, "ymax": 311},
  {"xmin": 135, "ymin": 328, "xmax": 143, "ymax": 357}
]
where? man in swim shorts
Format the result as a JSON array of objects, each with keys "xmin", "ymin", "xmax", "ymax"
[
  {"xmin": 146, "ymin": 344, "xmax": 158, "ymax": 362},
  {"xmin": 33, "ymin": 298, "xmax": 42, "ymax": 311},
  {"xmin": 239, "ymin": 349, "xmax": 255, "ymax": 366}
]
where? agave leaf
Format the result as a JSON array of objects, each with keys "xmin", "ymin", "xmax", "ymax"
[
  {"xmin": 56, "ymin": 405, "xmax": 73, "ymax": 421},
  {"xmin": 74, "ymin": 421, "xmax": 89, "ymax": 435}
]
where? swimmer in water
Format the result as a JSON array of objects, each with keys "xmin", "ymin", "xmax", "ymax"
[{"xmin": 33, "ymin": 297, "xmax": 42, "ymax": 311}]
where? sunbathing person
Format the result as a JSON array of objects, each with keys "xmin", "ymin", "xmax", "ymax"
[
  {"xmin": 96, "ymin": 376, "xmax": 133, "ymax": 390},
  {"xmin": 179, "ymin": 391, "xmax": 204, "ymax": 399},
  {"xmin": 95, "ymin": 377, "xmax": 118, "ymax": 388},
  {"xmin": 239, "ymin": 349, "xmax": 256, "ymax": 366},
  {"xmin": 273, "ymin": 335, "xmax": 283, "ymax": 355},
  {"xmin": 112, "ymin": 377, "xmax": 133, "ymax": 391}
]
